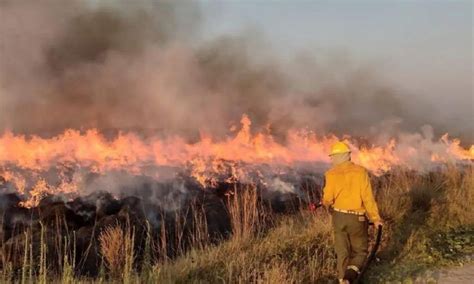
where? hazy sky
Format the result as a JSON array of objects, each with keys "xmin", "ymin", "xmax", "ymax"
[{"xmin": 199, "ymin": 0, "xmax": 473, "ymax": 132}]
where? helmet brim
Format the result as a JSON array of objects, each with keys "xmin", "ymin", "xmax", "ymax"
[{"xmin": 328, "ymin": 151, "xmax": 351, "ymax": 157}]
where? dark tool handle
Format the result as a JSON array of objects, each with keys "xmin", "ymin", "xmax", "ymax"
[{"xmin": 354, "ymin": 224, "xmax": 383, "ymax": 283}]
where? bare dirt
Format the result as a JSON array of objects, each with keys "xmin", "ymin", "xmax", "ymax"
[{"xmin": 435, "ymin": 263, "xmax": 474, "ymax": 283}]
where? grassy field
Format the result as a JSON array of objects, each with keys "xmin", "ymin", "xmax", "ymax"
[{"xmin": 1, "ymin": 165, "xmax": 473, "ymax": 283}]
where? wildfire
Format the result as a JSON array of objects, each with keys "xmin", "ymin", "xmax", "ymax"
[{"xmin": 0, "ymin": 114, "xmax": 472, "ymax": 207}]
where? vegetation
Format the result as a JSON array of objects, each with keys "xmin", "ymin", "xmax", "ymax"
[{"xmin": 1, "ymin": 165, "xmax": 472, "ymax": 283}]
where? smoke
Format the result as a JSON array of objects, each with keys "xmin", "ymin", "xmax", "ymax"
[
  {"xmin": 0, "ymin": 0, "xmax": 471, "ymax": 143},
  {"xmin": 83, "ymin": 171, "xmax": 192, "ymax": 212}
]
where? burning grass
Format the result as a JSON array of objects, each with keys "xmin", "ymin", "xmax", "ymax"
[{"xmin": 0, "ymin": 165, "xmax": 473, "ymax": 283}]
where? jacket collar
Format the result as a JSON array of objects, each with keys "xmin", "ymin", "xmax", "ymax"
[{"xmin": 332, "ymin": 160, "xmax": 352, "ymax": 170}]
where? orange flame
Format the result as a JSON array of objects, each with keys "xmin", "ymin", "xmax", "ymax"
[{"xmin": 0, "ymin": 114, "xmax": 472, "ymax": 207}]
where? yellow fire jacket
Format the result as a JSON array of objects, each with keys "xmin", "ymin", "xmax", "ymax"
[{"xmin": 322, "ymin": 161, "xmax": 381, "ymax": 222}]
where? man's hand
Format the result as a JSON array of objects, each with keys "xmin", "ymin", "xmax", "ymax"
[{"xmin": 374, "ymin": 220, "xmax": 384, "ymax": 227}]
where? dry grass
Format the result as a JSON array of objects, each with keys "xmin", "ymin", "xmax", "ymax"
[
  {"xmin": 99, "ymin": 225, "xmax": 125, "ymax": 277},
  {"xmin": 99, "ymin": 224, "xmax": 135, "ymax": 279},
  {"xmin": 365, "ymin": 165, "xmax": 474, "ymax": 282},
  {"xmin": 154, "ymin": 165, "xmax": 473, "ymax": 283},
  {"xmin": 227, "ymin": 185, "xmax": 262, "ymax": 240},
  {"xmin": 1, "ymin": 165, "xmax": 472, "ymax": 283},
  {"xmin": 152, "ymin": 211, "xmax": 336, "ymax": 283}
]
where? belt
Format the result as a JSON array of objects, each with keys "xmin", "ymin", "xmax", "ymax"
[{"xmin": 333, "ymin": 208, "xmax": 366, "ymax": 216}]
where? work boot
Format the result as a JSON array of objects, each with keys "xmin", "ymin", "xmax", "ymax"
[{"xmin": 343, "ymin": 266, "xmax": 359, "ymax": 283}]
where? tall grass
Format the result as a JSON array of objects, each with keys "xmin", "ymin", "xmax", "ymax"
[
  {"xmin": 153, "ymin": 211, "xmax": 336, "ymax": 283},
  {"xmin": 61, "ymin": 232, "xmax": 76, "ymax": 284},
  {"xmin": 1, "ymin": 166, "xmax": 472, "ymax": 282},
  {"xmin": 227, "ymin": 185, "xmax": 262, "ymax": 240},
  {"xmin": 39, "ymin": 222, "xmax": 47, "ymax": 284},
  {"xmin": 98, "ymin": 223, "xmax": 135, "ymax": 280},
  {"xmin": 366, "ymin": 165, "xmax": 474, "ymax": 282},
  {"xmin": 21, "ymin": 229, "xmax": 30, "ymax": 284}
]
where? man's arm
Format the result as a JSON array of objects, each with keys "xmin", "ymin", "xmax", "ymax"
[
  {"xmin": 361, "ymin": 171, "xmax": 382, "ymax": 224},
  {"xmin": 322, "ymin": 173, "xmax": 335, "ymax": 207}
]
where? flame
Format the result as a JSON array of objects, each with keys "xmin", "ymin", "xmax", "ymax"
[{"xmin": 0, "ymin": 114, "xmax": 472, "ymax": 207}]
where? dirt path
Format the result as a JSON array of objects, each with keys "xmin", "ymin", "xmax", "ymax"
[{"xmin": 435, "ymin": 263, "xmax": 474, "ymax": 283}]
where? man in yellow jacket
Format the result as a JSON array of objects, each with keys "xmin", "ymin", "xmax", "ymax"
[{"xmin": 322, "ymin": 141, "xmax": 383, "ymax": 283}]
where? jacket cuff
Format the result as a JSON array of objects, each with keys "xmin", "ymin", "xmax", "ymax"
[{"xmin": 369, "ymin": 215, "xmax": 381, "ymax": 223}]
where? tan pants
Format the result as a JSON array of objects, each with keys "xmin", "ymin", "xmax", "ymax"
[{"xmin": 332, "ymin": 211, "xmax": 368, "ymax": 279}]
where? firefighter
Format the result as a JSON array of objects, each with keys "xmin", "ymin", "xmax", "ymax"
[{"xmin": 322, "ymin": 141, "xmax": 383, "ymax": 284}]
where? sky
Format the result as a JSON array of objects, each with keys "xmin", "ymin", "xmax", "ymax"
[{"xmin": 199, "ymin": 0, "xmax": 473, "ymax": 132}]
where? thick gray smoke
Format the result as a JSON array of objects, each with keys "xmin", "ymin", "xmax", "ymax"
[{"xmin": 0, "ymin": 0, "xmax": 471, "ymax": 143}]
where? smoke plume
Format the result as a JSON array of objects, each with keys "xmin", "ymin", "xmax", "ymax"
[{"xmin": 0, "ymin": 0, "xmax": 471, "ymax": 143}]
